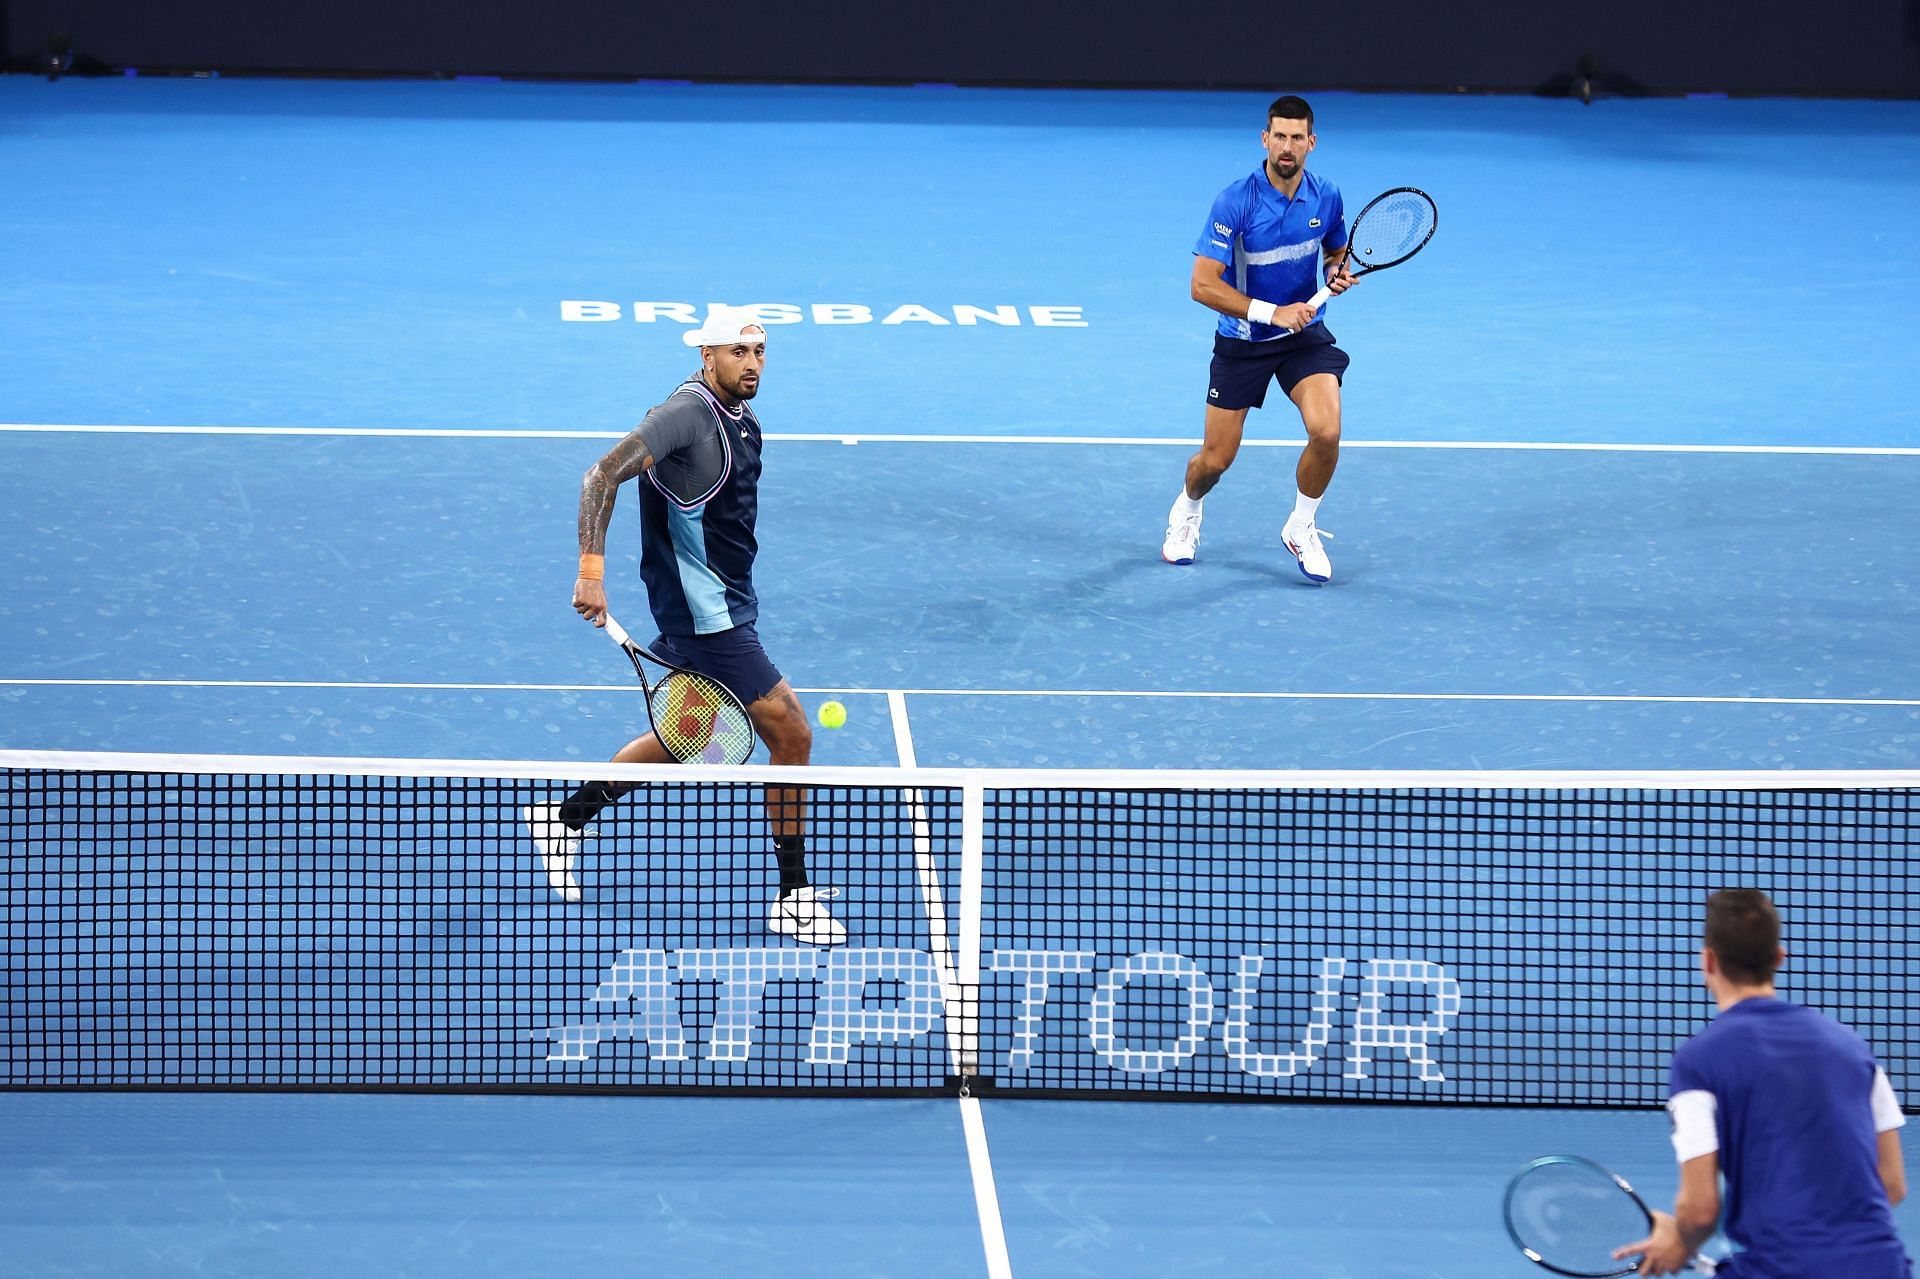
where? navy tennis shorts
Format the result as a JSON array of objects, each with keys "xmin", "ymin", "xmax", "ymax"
[
  {"xmin": 647, "ymin": 624, "xmax": 784, "ymax": 708},
  {"xmin": 1206, "ymin": 324, "xmax": 1350, "ymax": 411}
]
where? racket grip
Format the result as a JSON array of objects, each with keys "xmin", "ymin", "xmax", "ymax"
[
  {"xmin": 1306, "ymin": 284, "xmax": 1333, "ymax": 310},
  {"xmin": 601, "ymin": 614, "xmax": 631, "ymax": 647}
]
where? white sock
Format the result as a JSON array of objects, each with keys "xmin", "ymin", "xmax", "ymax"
[
  {"xmin": 1171, "ymin": 489, "xmax": 1203, "ymax": 520},
  {"xmin": 1290, "ymin": 490, "xmax": 1322, "ymax": 525}
]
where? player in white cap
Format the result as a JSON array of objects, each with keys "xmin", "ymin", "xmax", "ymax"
[{"xmin": 524, "ymin": 308, "xmax": 845, "ymax": 945}]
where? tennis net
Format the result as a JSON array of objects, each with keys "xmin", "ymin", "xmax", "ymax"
[{"xmin": 4, "ymin": 751, "xmax": 1915, "ymax": 1109}]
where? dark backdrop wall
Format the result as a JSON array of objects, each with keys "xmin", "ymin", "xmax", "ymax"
[{"xmin": 4, "ymin": 0, "xmax": 1918, "ymax": 97}]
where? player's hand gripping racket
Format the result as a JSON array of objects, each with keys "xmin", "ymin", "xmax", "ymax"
[
  {"xmin": 1504, "ymin": 1157, "xmax": 1716, "ymax": 1276},
  {"xmin": 1296, "ymin": 186, "xmax": 1437, "ymax": 328},
  {"xmin": 600, "ymin": 614, "xmax": 758, "ymax": 765}
]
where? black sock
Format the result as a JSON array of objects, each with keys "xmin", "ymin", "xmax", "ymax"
[
  {"xmin": 558, "ymin": 780, "xmax": 633, "ymax": 830},
  {"xmin": 774, "ymin": 834, "xmax": 808, "ymax": 895}
]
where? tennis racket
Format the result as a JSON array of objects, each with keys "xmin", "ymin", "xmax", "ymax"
[
  {"xmin": 1503, "ymin": 1156, "xmax": 1716, "ymax": 1277},
  {"xmin": 1300, "ymin": 186, "xmax": 1437, "ymax": 319},
  {"xmin": 600, "ymin": 614, "xmax": 758, "ymax": 766}
]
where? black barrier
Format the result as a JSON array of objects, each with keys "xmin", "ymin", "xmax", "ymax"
[{"xmin": 2, "ymin": 0, "xmax": 1917, "ymax": 97}]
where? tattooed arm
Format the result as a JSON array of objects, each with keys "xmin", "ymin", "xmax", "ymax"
[{"xmin": 572, "ymin": 428, "xmax": 656, "ymax": 625}]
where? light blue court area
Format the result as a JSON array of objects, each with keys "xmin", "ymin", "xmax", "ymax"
[
  {"xmin": 2, "ymin": 79, "xmax": 1919, "ymax": 448},
  {"xmin": 1, "ymin": 430, "xmax": 1916, "ymax": 766},
  {"xmin": 3, "ymin": 1093, "xmax": 1914, "ymax": 1278},
  {"xmin": 0, "ymin": 1093, "xmax": 987, "ymax": 1279},
  {"xmin": 2, "ymin": 78, "xmax": 1918, "ymax": 767},
  {"xmin": 3, "ymin": 74, "xmax": 1919, "ymax": 1279}
]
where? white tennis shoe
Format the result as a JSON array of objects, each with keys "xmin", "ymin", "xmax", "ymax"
[
  {"xmin": 768, "ymin": 886, "xmax": 847, "ymax": 946},
  {"xmin": 521, "ymin": 802, "xmax": 583, "ymax": 903},
  {"xmin": 1281, "ymin": 519, "xmax": 1334, "ymax": 583},
  {"xmin": 1162, "ymin": 509, "xmax": 1203, "ymax": 564}
]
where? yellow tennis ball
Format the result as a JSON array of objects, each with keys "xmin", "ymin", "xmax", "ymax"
[{"xmin": 817, "ymin": 700, "xmax": 847, "ymax": 729}]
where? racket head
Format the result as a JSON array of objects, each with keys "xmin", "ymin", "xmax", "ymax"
[
  {"xmin": 1503, "ymin": 1156, "xmax": 1653, "ymax": 1277},
  {"xmin": 598, "ymin": 613, "xmax": 760, "ymax": 765},
  {"xmin": 1343, "ymin": 186, "xmax": 1437, "ymax": 275},
  {"xmin": 646, "ymin": 669, "xmax": 756, "ymax": 765}
]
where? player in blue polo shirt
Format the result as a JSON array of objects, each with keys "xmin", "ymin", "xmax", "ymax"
[
  {"xmin": 1614, "ymin": 889, "xmax": 1911, "ymax": 1277},
  {"xmin": 1161, "ymin": 94, "xmax": 1356, "ymax": 583}
]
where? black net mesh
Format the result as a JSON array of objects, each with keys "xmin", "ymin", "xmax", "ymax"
[{"xmin": 5, "ymin": 759, "xmax": 1913, "ymax": 1109}]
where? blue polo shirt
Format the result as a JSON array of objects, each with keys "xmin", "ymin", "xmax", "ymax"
[
  {"xmin": 1669, "ymin": 998, "xmax": 1910, "ymax": 1278},
  {"xmin": 1195, "ymin": 167, "xmax": 1347, "ymax": 342}
]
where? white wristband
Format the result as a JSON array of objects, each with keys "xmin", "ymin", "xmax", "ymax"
[{"xmin": 1246, "ymin": 299, "xmax": 1277, "ymax": 326}]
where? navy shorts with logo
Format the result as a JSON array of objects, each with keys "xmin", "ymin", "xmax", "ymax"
[
  {"xmin": 647, "ymin": 623, "xmax": 784, "ymax": 708},
  {"xmin": 1207, "ymin": 323, "xmax": 1350, "ymax": 411}
]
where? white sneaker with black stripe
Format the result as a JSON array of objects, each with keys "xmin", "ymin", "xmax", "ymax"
[
  {"xmin": 520, "ymin": 803, "xmax": 584, "ymax": 903},
  {"xmin": 768, "ymin": 886, "xmax": 847, "ymax": 946}
]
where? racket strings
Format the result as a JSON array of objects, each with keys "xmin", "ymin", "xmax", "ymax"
[
  {"xmin": 1350, "ymin": 194, "xmax": 1436, "ymax": 267},
  {"xmin": 652, "ymin": 672, "xmax": 755, "ymax": 765}
]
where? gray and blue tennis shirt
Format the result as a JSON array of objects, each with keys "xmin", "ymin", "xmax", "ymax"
[
  {"xmin": 631, "ymin": 375, "xmax": 764, "ymax": 637},
  {"xmin": 1196, "ymin": 167, "xmax": 1347, "ymax": 342}
]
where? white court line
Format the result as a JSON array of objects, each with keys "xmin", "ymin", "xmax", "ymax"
[
  {"xmin": 2, "ymin": 422, "xmax": 1918, "ymax": 456},
  {"xmin": 6, "ymin": 677, "xmax": 1917, "ymax": 708},
  {"xmin": 889, "ymin": 690, "xmax": 920, "ymax": 769},
  {"xmin": 890, "ymin": 690, "xmax": 965, "ymax": 1075},
  {"xmin": 954, "ymin": 777, "xmax": 1004, "ymax": 1276},
  {"xmin": 962, "ymin": 1095, "xmax": 1014, "ymax": 1279},
  {"xmin": 0, "ymin": 423, "xmax": 622, "ymax": 440},
  {"xmin": 891, "ymin": 690, "xmax": 1009, "ymax": 1278}
]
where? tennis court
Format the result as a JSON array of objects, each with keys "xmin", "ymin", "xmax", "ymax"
[{"xmin": 2, "ymin": 76, "xmax": 1917, "ymax": 1276}]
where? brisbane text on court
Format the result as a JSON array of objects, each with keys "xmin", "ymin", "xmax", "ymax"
[{"xmin": 561, "ymin": 301, "xmax": 1090, "ymax": 327}]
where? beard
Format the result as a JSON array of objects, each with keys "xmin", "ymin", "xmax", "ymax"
[
  {"xmin": 1269, "ymin": 158, "xmax": 1300, "ymax": 181},
  {"xmin": 708, "ymin": 369, "xmax": 760, "ymax": 401}
]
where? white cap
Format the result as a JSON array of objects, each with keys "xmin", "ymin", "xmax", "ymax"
[{"xmin": 682, "ymin": 308, "xmax": 770, "ymax": 349}]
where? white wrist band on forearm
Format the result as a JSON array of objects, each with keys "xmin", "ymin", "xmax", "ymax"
[{"xmin": 1246, "ymin": 299, "xmax": 1277, "ymax": 326}]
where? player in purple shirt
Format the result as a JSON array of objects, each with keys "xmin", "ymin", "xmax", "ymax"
[{"xmin": 1616, "ymin": 889, "xmax": 1910, "ymax": 1276}]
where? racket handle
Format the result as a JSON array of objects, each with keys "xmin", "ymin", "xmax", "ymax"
[
  {"xmin": 1306, "ymin": 284, "xmax": 1333, "ymax": 311},
  {"xmin": 601, "ymin": 614, "xmax": 632, "ymax": 648}
]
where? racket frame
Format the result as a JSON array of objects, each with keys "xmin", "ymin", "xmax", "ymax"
[{"xmin": 1503, "ymin": 1155, "xmax": 1652, "ymax": 1278}]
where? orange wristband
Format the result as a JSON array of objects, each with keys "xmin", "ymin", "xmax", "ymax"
[{"xmin": 577, "ymin": 553, "xmax": 605, "ymax": 581}]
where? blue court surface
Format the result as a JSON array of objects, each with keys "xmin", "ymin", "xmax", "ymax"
[
  {"xmin": 2, "ymin": 77, "xmax": 1918, "ymax": 1275},
  {"xmin": 0, "ymin": 1094, "xmax": 1702, "ymax": 1279}
]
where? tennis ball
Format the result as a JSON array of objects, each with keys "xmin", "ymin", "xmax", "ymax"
[{"xmin": 817, "ymin": 700, "xmax": 847, "ymax": 730}]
